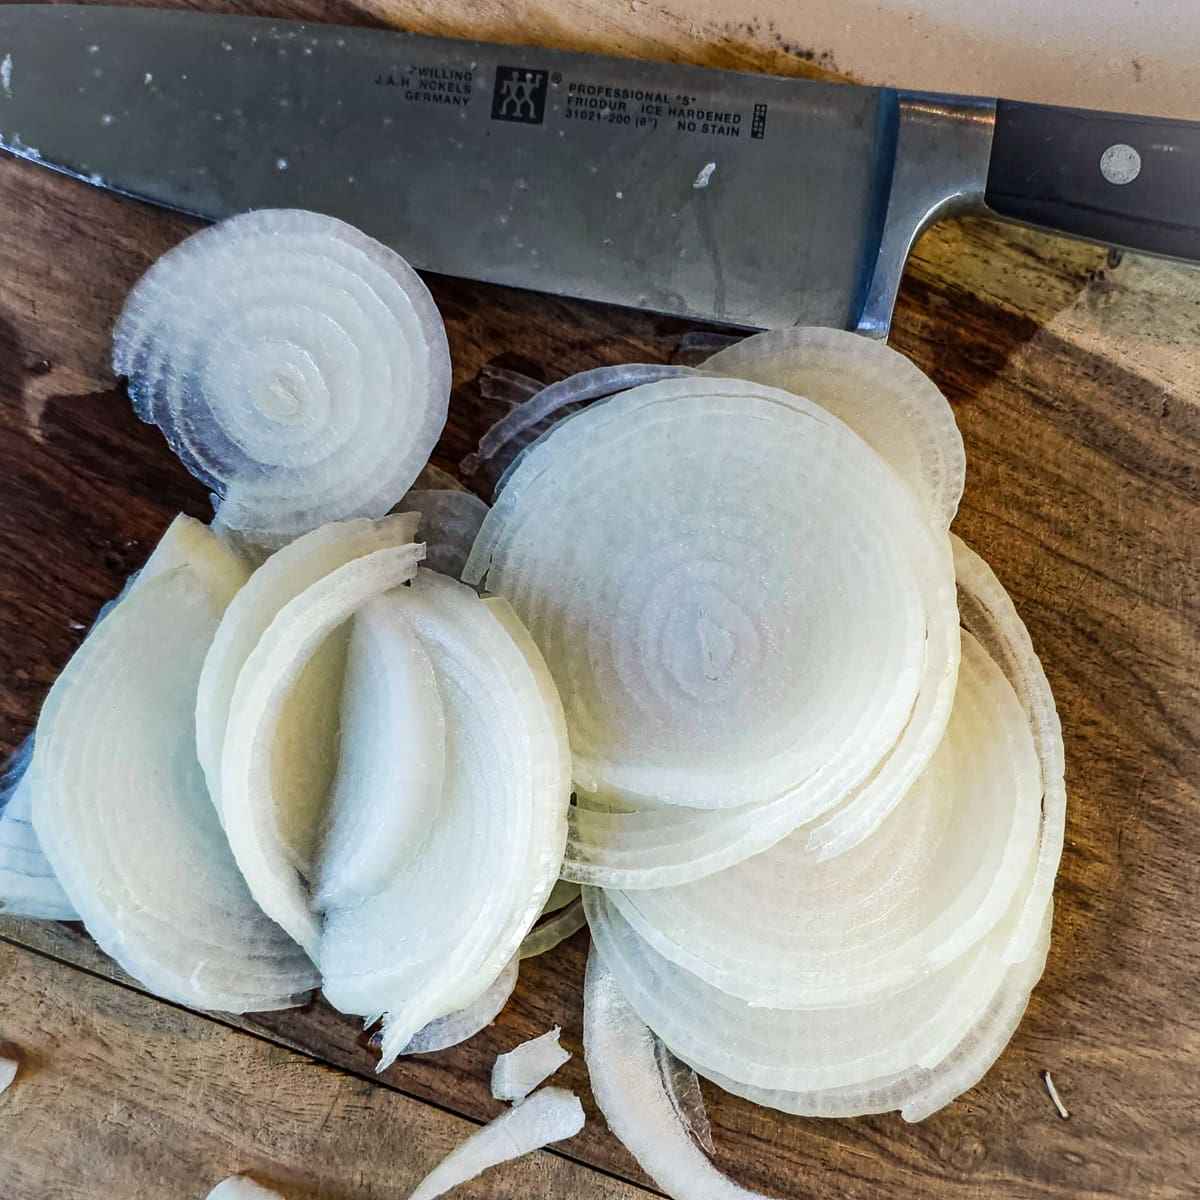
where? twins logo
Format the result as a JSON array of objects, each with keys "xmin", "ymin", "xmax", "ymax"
[{"xmin": 490, "ymin": 66, "xmax": 549, "ymax": 124}]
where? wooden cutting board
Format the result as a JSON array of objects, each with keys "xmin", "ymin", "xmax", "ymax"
[{"xmin": 0, "ymin": 2, "xmax": 1197, "ymax": 1198}]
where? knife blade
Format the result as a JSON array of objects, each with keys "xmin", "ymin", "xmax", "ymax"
[{"xmin": 0, "ymin": 6, "xmax": 1197, "ymax": 335}]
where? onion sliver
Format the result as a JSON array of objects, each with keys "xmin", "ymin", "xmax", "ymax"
[
  {"xmin": 399, "ymin": 489, "xmax": 489, "ymax": 580},
  {"xmin": 219, "ymin": 543, "xmax": 425, "ymax": 958},
  {"xmin": 491, "ymin": 1027, "xmax": 571, "ymax": 1102},
  {"xmin": 952, "ymin": 535, "xmax": 1066, "ymax": 966},
  {"xmin": 465, "ymin": 376, "xmax": 952, "ymax": 818},
  {"xmin": 314, "ymin": 594, "xmax": 446, "ymax": 910},
  {"xmin": 398, "ymin": 956, "xmax": 520, "ymax": 1056},
  {"xmin": 704, "ymin": 327, "xmax": 965, "ymax": 529},
  {"xmin": 197, "ymin": 513, "xmax": 419, "ymax": 825},
  {"xmin": 542, "ymin": 879, "xmax": 581, "ymax": 914},
  {"xmin": 0, "ymin": 739, "xmax": 76, "ymax": 920},
  {"xmin": 689, "ymin": 902, "xmax": 1053, "ymax": 1121},
  {"xmin": 607, "ymin": 632, "xmax": 1041, "ymax": 1007},
  {"xmin": 319, "ymin": 572, "xmax": 571, "ymax": 1066},
  {"xmin": 519, "ymin": 896, "xmax": 586, "ymax": 960},
  {"xmin": 656, "ymin": 1040, "xmax": 716, "ymax": 1155},
  {"xmin": 584, "ymin": 952, "xmax": 773, "ymax": 1200},
  {"xmin": 113, "ymin": 209, "xmax": 451, "ymax": 550},
  {"xmin": 205, "ymin": 1179, "xmax": 286, "ymax": 1200},
  {"xmin": 0, "ymin": 1057, "xmax": 16, "ymax": 1094},
  {"xmin": 407, "ymin": 1087, "xmax": 584, "ymax": 1200},
  {"xmin": 30, "ymin": 531, "xmax": 317, "ymax": 1011}
]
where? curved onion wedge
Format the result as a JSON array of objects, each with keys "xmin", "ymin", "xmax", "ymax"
[
  {"xmin": 219, "ymin": 542, "xmax": 425, "ymax": 958},
  {"xmin": 314, "ymin": 593, "xmax": 447, "ymax": 910},
  {"xmin": 704, "ymin": 327, "xmax": 965, "ymax": 529},
  {"xmin": 491, "ymin": 1027, "xmax": 571, "ymax": 1102},
  {"xmin": 584, "ymin": 952, "xmax": 772, "ymax": 1200},
  {"xmin": 113, "ymin": 209, "xmax": 451, "ymax": 550},
  {"xmin": 399, "ymin": 489, "xmax": 489, "ymax": 580},
  {"xmin": 30, "ymin": 533, "xmax": 317, "ymax": 1011},
  {"xmin": 465, "ymin": 375, "xmax": 954, "ymax": 821},
  {"xmin": 408, "ymin": 1087, "xmax": 584, "ymax": 1200},
  {"xmin": 319, "ymin": 573, "xmax": 571, "ymax": 1065},
  {"xmin": 398, "ymin": 956, "xmax": 520, "ymax": 1056},
  {"xmin": 607, "ymin": 633, "xmax": 1041, "ymax": 1007},
  {"xmin": 0, "ymin": 740, "xmax": 76, "ymax": 920}
]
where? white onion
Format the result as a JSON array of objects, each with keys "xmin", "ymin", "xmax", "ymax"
[
  {"xmin": 319, "ymin": 573, "xmax": 571, "ymax": 1067},
  {"xmin": 584, "ymin": 952, "xmax": 771, "ymax": 1200},
  {"xmin": 219, "ymin": 541, "xmax": 425, "ymax": 958},
  {"xmin": 408, "ymin": 1086, "xmax": 584, "ymax": 1200},
  {"xmin": 491, "ymin": 1026, "xmax": 571, "ymax": 1102},
  {"xmin": 466, "ymin": 375, "xmax": 955, "ymax": 825},
  {"xmin": 398, "ymin": 488, "xmax": 489, "ymax": 580},
  {"xmin": 606, "ymin": 632, "xmax": 1041, "ymax": 1007},
  {"xmin": 704, "ymin": 327, "xmax": 965, "ymax": 529},
  {"xmin": 518, "ymin": 896, "xmax": 586, "ymax": 960},
  {"xmin": 113, "ymin": 209, "xmax": 451, "ymax": 550},
  {"xmin": 0, "ymin": 1057, "xmax": 16, "ymax": 1094},
  {"xmin": 398, "ymin": 956, "xmax": 520, "ymax": 1056},
  {"xmin": 29, "ymin": 519, "xmax": 318, "ymax": 1011},
  {"xmin": 205, "ymin": 1179, "xmax": 287, "ymax": 1200}
]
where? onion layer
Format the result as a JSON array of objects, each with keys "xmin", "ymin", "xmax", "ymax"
[
  {"xmin": 491, "ymin": 1027, "xmax": 572, "ymax": 1102},
  {"xmin": 113, "ymin": 209, "xmax": 451, "ymax": 550},
  {"xmin": 398, "ymin": 956, "xmax": 520, "ymax": 1056}
]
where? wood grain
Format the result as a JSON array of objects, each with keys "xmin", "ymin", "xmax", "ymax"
[{"xmin": 0, "ymin": 3, "xmax": 1198, "ymax": 1199}]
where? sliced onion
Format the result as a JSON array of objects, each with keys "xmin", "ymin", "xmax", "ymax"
[
  {"xmin": 319, "ymin": 574, "xmax": 571, "ymax": 1066},
  {"xmin": 465, "ymin": 375, "xmax": 954, "ymax": 820},
  {"xmin": 491, "ymin": 1026, "xmax": 571, "ymax": 1102},
  {"xmin": 113, "ymin": 209, "xmax": 451, "ymax": 550},
  {"xmin": 607, "ymin": 632, "xmax": 1041, "ymax": 1007},
  {"xmin": 0, "ymin": 739, "xmax": 76, "ymax": 920},
  {"xmin": 399, "ymin": 489, "xmax": 489, "ymax": 581},
  {"xmin": 407, "ymin": 1087, "xmax": 584, "ymax": 1200},
  {"xmin": 205, "ymin": 1179, "xmax": 286, "ymax": 1200},
  {"xmin": 542, "ymin": 879, "xmax": 581, "ymax": 914},
  {"xmin": 518, "ymin": 896, "xmax": 586, "ymax": 960},
  {"xmin": 584, "ymin": 952, "xmax": 772, "ymax": 1200},
  {"xmin": 30, "ymin": 522, "xmax": 318, "ymax": 1011},
  {"xmin": 219, "ymin": 541, "xmax": 425, "ymax": 958},
  {"xmin": 656, "ymin": 1040, "xmax": 716, "ymax": 1155},
  {"xmin": 704, "ymin": 327, "xmax": 965, "ymax": 529},
  {"xmin": 0, "ymin": 1058, "xmax": 16, "ymax": 1094},
  {"xmin": 397, "ymin": 956, "xmax": 519, "ymax": 1056},
  {"xmin": 314, "ymin": 594, "xmax": 446, "ymax": 910}
]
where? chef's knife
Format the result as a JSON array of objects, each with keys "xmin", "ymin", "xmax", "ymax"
[{"xmin": 1, "ymin": 5, "xmax": 1197, "ymax": 336}]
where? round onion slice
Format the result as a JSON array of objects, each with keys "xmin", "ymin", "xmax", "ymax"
[
  {"xmin": 219, "ymin": 542, "xmax": 425, "ymax": 959},
  {"xmin": 319, "ymin": 573, "xmax": 571, "ymax": 1067},
  {"xmin": 399, "ymin": 489, "xmax": 489, "ymax": 580},
  {"xmin": 113, "ymin": 209, "xmax": 451, "ymax": 549},
  {"xmin": 584, "ymin": 951, "xmax": 774, "ymax": 1200},
  {"xmin": 607, "ymin": 632, "xmax": 1041, "ymax": 1007},
  {"xmin": 465, "ymin": 376, "xmax": 952, "ymax": 820},
  {"xmin": 704, "ymin": 327, "xmax": 965, "ymax": 529},
  {"xmin": 398, "ymin": 955, "xmax": 520, "ymax": 1056},
  {"xmin": 29, "ymin": 527, "xmax": 317, "ymax": 1011}
]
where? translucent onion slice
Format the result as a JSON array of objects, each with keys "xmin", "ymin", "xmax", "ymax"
[
  {"xmin": 113, "ymin": 209, "xmax": 451, "ymax": 550},
  {"xmin": 491, "ymin": 1027, "xmax": 571, "ymax": 1102},
  {"xmin": 220, "ymin": 542, "xmax": 425, "ymax": 958},
  {"xmin": 399, "ymin": 489, "xmax": 489, "ymax": 580},
  {"xmin": 584, "ymin": 879, "xmax": 1031, "ymax": 1093},
  {"xmin": 0, "ymin": 1057, "xmax": 15, "ymax": 1094},
  {"xmin": 407, "ymin": 1087, "xmax": 584, "ymax": 1200},
  {"xmin": 584, "ymin": 952, "xmax": 772, "ymax": 1200},
  {"xmin": 656, "ymin": 1041, "xmax": 716, "ymax": 1155},
  {"xmin": 30, "ymin": 532, "xmax": 317, "ymax": 1011},
  {"xmin": 465, "ymin": 376, "xmax": 951, "ymax": 819},
  {"xmin": 704, "ymin": 327, "xmax": 965, "ymax": 529},
  {"xmin": 0, "ymin": 739, "xmax": 76, "ymax": 920},
  {"xmin": 952, "ymin": 534, "xmax": 1066, "ymax": 966},
  {"xmin": 398, "ymin": 956, "xmax": 520, "ymax": 1056},
  {"xmin": 205, "ymin": 1179, "xmax": 286, "ymax": 1200},
  {"xmin": 688, "ymin": 902, "xmax": 1053, "ymax": 1122},
  {"xmin": 196, "ymin": 512, "xmax": 420, "ymax": 827},
  {"xmin": 314, "ymin": 594, "xmax": 446, "ymax": 910},
  {"xmin": 607, "ymin": 632, "xmax": 1041, "ymax": 1007},
  {"xmin": 542, "ymin": 879, "xmax": 582, "ymax": 914},
  {"xmin": 319, "ymin": 573, "xmax": 571, "ymax": 1066},
  {"xmin": 519, "ymin": 896, "xmax": 586, "ymax": 960}
]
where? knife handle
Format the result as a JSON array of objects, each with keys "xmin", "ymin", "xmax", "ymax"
[{"xmin": 984, "ymin": 99, "xmax": 1200, "ymax": 262}]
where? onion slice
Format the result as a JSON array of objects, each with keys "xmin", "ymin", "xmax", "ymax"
[
  {"xmin": 542, "ymin": 879, "xmax": 581, "ymax": 914},
  {"xmin": 407, "ymin": 1087, "xmax": 584, "ymax": 1200},
  {"xmin": 491, "ymin": 1027, "xmax": 571, "ymax": 1102},
  {"xmin": 656, "ymin": 1041, "xmax": 716, "ymax": 1155},
  {"xmin": 398, "ymin": 489, "xmax": 489, "ymax": 581},
  {"xmin": 205, "ymin": 1180, "xmax": 286, "ymax": 1200},
  {"xmin": 0, "ymin": 1058, "xmax": 16, "ymax": 1094},
  {"xmin": 584, "ymin": 952, "xmax": 773, "ymax": 1200},
  {"xmin": 397, "ymin": 956, "xmax": 520, "ymax": 1056},
  {"xmin": 219, "ymin": 541, "xmax": 425, "ymax": 958},
  {"xmin": 30, "ymin": 522, "xmax": 317, "ymax": 1011},
  {"xmin": 113, "ymin": 209, "xmax": 451, "ymax": 550},
  {"xmin": 704, "ymin": 327, "xmax": 965, "ymax": 529},
  {"xmin": 519, "ymin": 896, "xmax": 586, "ymax": 960}
]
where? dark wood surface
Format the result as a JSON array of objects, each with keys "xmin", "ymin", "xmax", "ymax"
[{"xmin": 0, "ymin": 2, "xmax": 1198, "ymax": 1198}]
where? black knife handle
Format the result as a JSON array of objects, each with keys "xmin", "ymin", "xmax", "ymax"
[{"xmin": 984, "ymin": 99, "xmax": 1200, "ymax": 262}]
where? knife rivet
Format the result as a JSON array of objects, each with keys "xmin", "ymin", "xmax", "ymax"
[{"xmin": 1099, "ymin": 143, "xmax": 1140, "ymax": 185}]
